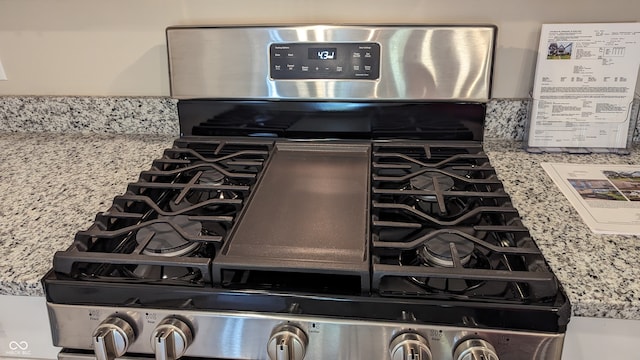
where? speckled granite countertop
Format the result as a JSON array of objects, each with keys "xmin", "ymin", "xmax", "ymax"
[
  {"xmin": 483, "ymin": 140, "xmax": 640, "ymax": 320},
  {"xmin": 0, "ymin": 132, "xmax": 175, "ymax": 295},
  {"xmin": 1, "ymin": 131, "xmax": 640, "ymax": 321}
]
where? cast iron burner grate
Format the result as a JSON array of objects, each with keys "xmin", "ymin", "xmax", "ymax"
[
  {"xmin": 370, "ymin": 142, "xmax": 559, "ymax": 304},
  {"xmin": 52, "ymin": 138, "xmax": 273, "ymax": 286}
]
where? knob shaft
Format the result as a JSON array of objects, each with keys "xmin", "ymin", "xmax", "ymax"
[
  {"xmin": 92, "ymin": 316, "xmax": 136, "ymax": 360},
  {"xmin": 453, "ymin": 339, "xmax": 499, "ymax": 360},
  {"xmin": 267, "ymin": 324, "xmax": 308, "ymax": 360},
  {"xmin": 389, "ymin": 333, "xmax": 432, "ymax": 360},
  {"xmin": 151, "ymin": 317, "xmax": 194, "ymax": 360}
]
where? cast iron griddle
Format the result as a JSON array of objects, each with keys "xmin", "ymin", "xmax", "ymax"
[{"xmin": 212, "ymin": 141, "xmax": 371, "ymax": 291}]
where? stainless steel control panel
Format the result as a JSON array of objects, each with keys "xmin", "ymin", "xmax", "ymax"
[
  {"xmin": 269, "ymin": 42, "xmax": 380, "ymax": 80},
  {"xmin": 48, "ymin": 303, "xmax": 564, "ymax": 360},
  {"xmin": 167, "ymin": 25, "xmax": 495, "ymax": 101}
]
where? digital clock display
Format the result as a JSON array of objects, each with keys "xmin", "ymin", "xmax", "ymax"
[
  {"xmin": 308, "ymin": 48, "xmax": 337, "ymax": 60},
  {"xmin": 270, "ymin": 42, "xmax": 380, "ymax": 79}
]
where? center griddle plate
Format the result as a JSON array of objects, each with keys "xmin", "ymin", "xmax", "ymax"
[{"xmin": 211, "ymin": 141, "xmax": 371, "ymax": 291}]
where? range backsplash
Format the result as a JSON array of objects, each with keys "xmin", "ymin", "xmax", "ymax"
[
  {"xmin": 0, "ymin": 96, "xmax": 526, "ymax": 138},
  {"xmin": 2, "ymin": 96, "xmax": 638, "ymax": 142}
]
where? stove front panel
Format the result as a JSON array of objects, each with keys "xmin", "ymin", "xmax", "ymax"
[{"xmin": 48, "ymin": 303, "xmax": 565, "ymax": 360}]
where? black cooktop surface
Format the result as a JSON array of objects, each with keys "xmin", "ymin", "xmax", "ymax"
[{"xmin": 43, "ymin": 101, "xmax": 569, "ymax": 333}]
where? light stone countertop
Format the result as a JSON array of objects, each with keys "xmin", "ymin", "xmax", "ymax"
[
  {"xmin": 484, "ymin": 140, "xmax": 640, "ymax": 320},
  {"xmin": 0, "ymin": 132, "xmax": 175, "ymax": 295},
  {"xmin": 1, "ymin": 131, "xmax": 639, "ymax": 321}
]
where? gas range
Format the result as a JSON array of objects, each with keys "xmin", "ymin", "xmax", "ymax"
[{"xmin": 43, "ymin": 25, "xmax": 569, "ymax": 360}]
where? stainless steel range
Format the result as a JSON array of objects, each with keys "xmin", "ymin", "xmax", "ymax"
[{"xmin": 43, "ymin": 25, "xmax": 570, "ymax": 360}]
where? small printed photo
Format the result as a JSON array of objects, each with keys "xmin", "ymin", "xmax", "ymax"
[
  {"xmin": 621, "ymin": 190, "xmax": 640, "ymax": 201},
  {"xmin": 568, "ymin": 179, "xmax": 626, "ymax": 201},
  {"xmin": 603, "ymin": 170, "xmax": 640, "ymax": 190},
  {"xmin": 547, "ymin": 41, "xmax": 573, "ymax": 60}
]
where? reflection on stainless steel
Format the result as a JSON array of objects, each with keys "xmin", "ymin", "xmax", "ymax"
[{"xmin": 167, "ymin": 26, "xmax": 494, "ymax": 101}]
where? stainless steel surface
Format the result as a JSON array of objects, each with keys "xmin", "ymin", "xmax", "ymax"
[
  {"xmin": 58, "ymin": 353, "xmax": 139, "ymax": 360},
  {"xmin": 167, "ymin": 25, "xmax": 495, "ymax": 101},
  {"xmin": 389, "ymin": 332, "xmax": 432, "ymax": 360},
  {"xmin": 453, "ymin": 339, "xmax": 499, "ymax": 360},
  {"xmin": 267, "ymin": 324, "xmax": 308, "ymax": 360},
  {"xmin": 150, "ymin": 317, "xmax": 193, "ymax": 360},
  {"xmin": 48, "ymin": 303, "xmax": 565, "ymax": 360},
  {"xmin": 92, "ymin": 316, "xmax": 136, "ymax": 360}
]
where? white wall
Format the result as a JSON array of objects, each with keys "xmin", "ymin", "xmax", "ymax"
[
  {"xmin": 0, "ymin": 0, "xmax": 638, "ymax": 98},
  {"xmin": 562, "ymin": 317, "xmax": 640, "ymax": 359}
]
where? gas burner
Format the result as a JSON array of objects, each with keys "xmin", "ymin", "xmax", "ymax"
[
  {"xmin": 410, "ymin": 172, "xmax": 455, "ymax": 198},
  {"xmin": 405, "ymin": 171, "xmax": 476, "ymax": 219},
  {"xmin": 136, "ymin": 215, "xmax": 202, "ymax": 257},
  {"xmin": 169, "ymin": 166, "xmax": 239, "ymax": 212},
  {"xmin": 396, "ymin": 231, "xmax": 491, "ymax": 294},
  {"xmin": 418, "ymin": 233, "xmax": 474, "ymax": 267}
]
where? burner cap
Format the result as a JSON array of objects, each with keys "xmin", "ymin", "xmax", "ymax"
[
  {"xmin": 410, "ymin": 172, "xmax": 455, "ymax": 192},
  {"xmin": 169, "ymin": 167, "xmax": 234, "ymax": 212},
  {"xmin": 419, "ymin": 233, "xmax": 474, "ymax": 267},
  {"xmin": 136, "ymin": 215, "xmax": 202, "ymax": 257},
  {"xmin": 198, "ymin": 168, "xmax": 225, "ymax": 185}
]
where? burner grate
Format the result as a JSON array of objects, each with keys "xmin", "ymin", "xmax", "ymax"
[
  {"xmin": 52, "ymin": 139, "xmax": 274, "ymax": 286},
  {"xmin": 371, "ymin": 142, "xmax": 560, "ymax": 303}
]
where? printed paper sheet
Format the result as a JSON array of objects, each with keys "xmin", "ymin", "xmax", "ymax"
[
  {"xmin": 529, "ymin": 23, "xmax": 640, "ymax": 149},
  {"xmin": 542, "ymin": 162, "xmax": 640, "ymax": 234}
]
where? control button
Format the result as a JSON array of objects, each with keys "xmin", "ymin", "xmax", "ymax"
[
  {"xmin": 151, "ymin": 317, "xmax": 194, "ymax": 360},
  {"xmin": 364, "ymin": 65, "xmax": 372, "ymax": 71},
  {"xmin": 364, "ymin": 52, "xmax": 372, "ymax": 58},
  {"xmin": 453, "ymin": 339, "xmax": 499, "ymax": 360},
  {"xmin": 336, "ymin": 66, "xmax": 343, "ymax": 72},
  {"xmin": 353, "ymin": 52, "xmax": 361, "ymax": 58},
  {"xmin": 287, "ymin": 53, "xmax": 295, "ymax": 58},
  {"xmin": 286, "ymin": 64, "xmax": 295, "ymax": 71},
  {"xmin": 353, "ymin": 65, "xmax": 360, "ymax": 71},
  {"xmin": 274, "ymin": 53, "xmax": 282, "ymax": 58},
  {"xmin": 267, "ymin": 324, "xmax": 308, "ymax": 360},
  {"xmin": 301, "ymin": 66, "xmax": 309, "ymax": 72},
  {"xmin": 389, "ymin": 333, "xmax": 432, "ymax": 360},
  {"xmin": 274, "ymin": 65, "xmax": 282, "ymax": 71},
  {"xmin": 92, "ymin": 316, "xmax": 136, "ymax": 360}
]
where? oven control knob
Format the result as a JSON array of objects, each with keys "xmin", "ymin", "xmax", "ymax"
[
  {"xmin": 267, "ymin": 324, "xmax": 308, "ymax": 360},
  {"xmin": 389, "ymin": 333, "xmax": 432, "ymax": 360},
  {"xmin": 453, "ymin": 339, "xmax": 499, "ymax": 360},
  {"xmin": 151, "ymin": 317, "xmax": 194, "ymax": 360},
  {"xmin": 92, "ymin": 316, "xmax": 136, "ymax": 360}
]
